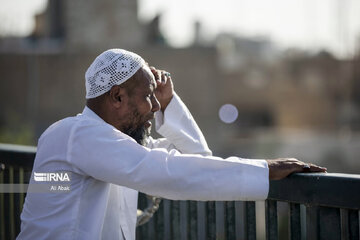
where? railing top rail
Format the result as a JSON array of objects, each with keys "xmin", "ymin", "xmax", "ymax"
[
  {"xmin": 268, "ymin": 172, "xmax": 360, "ymax": 210},
  {"xmin": 1, "ymin": 143, "xmax": 360, "ymax": 210},
  {"xmin": 0, "ymin": 143, "xmax": 37, "ymax": 153},
  {"xmin": 0, "ymin": 143, "xmax": 36, "ymax": 169}
]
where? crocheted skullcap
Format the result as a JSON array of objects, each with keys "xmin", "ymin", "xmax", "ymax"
[{"xmin": 85, "ymin": 49, "xmax": 145, "ymax": 99}]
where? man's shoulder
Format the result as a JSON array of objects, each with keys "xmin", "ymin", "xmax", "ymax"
[
  {"xmin": 39, "ymin": 114, "xmax": 105, "ymax": 140},
  {"xmin": 38, "ymin": 112, "xmax": 128, "ymax": 148}
]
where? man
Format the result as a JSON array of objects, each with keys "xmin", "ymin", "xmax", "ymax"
[{"xmin": 18, "ymin": 49, "xmax": 326, "ymax": 240}]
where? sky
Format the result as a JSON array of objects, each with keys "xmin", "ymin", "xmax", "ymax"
[
  {"xmin": 0, "ymin": 0, "xmax": 46, "ymax": 36},
  {"xmin": 0, "ymin": 0, "xmax": 359, "ymax": 58}
]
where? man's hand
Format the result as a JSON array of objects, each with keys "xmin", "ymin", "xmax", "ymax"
[
  {"xmin": 266, "ymin": 158, "xmax": 327, "ymax": 180},
  {"xmin": 150, "ymin": 66, "xmax": 174, "ymax": 112}
]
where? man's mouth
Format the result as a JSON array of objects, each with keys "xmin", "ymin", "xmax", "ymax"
[{"xmin": 144, "ymin": 120, "xmax": 152, "ymax": 129}]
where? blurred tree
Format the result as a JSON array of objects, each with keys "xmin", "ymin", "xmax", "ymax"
[{"xmin": 0, "ymin": 112, "xmax": 35, "ymax": 145}]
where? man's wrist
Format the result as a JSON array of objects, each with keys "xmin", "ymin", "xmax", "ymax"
[{"xmin": 160, "ymin": 94, "xmax": 174, "ymax": 112}]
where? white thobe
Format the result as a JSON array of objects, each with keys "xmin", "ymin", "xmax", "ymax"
[{"xmin": 17, "ymin": 94, "xmax": 269, "ymax": 240}]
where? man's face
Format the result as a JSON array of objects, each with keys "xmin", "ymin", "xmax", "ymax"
[{"xmin": 121, "ymin": 66, "xmax": 160, "ymax": 145}]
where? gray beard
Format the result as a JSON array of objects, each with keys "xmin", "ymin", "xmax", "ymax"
[{"xmin": 126, "ymin": 125, "xmax": 151, "ymax": 146}]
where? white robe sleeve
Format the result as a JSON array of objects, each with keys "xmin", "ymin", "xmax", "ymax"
[
  {"xmin": 68, "ymin": 120, "xmax": 269, "ymax": 201},
  {"xmin": 146, "ymin": 93, "xmax": 212, "ymax": 156}
]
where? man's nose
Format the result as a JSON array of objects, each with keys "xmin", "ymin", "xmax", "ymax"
[{"xmin": 152, "ymin": 96, "xmax": 161, "ymax": 112}]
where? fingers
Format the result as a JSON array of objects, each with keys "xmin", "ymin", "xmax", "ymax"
[
  {"xmin": 150, "ymin": 66, "xmax": 161, "ymax": 84},
  {"xmin": 291, "ymin": 159, "xmax": 327, "ymax": 173},
  {"xmin": 150, "ymin": 66, "xmax": 170, "ymax": 87},
  {"xmin": 296, "ymin": 162, "xmax": 327, "ymax": 173},
  {"xmin": 280, "ymin": 158, "xmax": 327, "ymax": 173},
  {"xmin": 304, "ymin": 163, "xmax": 327, "ymax": 173},
  {"xmin": 160, "ymin": 72, "xmax": 169, "ymax": 86}
]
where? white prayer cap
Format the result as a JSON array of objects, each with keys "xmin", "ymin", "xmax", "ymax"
[{"xmin": 85, "ymin": 49, "xmax": 146, "ymax": 99}]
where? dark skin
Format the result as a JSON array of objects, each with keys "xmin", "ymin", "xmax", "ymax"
[
  {"xmin": 87, "ymin": 66, "xmax": 161, "ymax": 133},
  {"xmin": 87, "ymin": 65, "xmax": 327, "ymax": 180},
  {"xmin": 266, "ymin": 158, "xmax": 326, "ymax": 180}
]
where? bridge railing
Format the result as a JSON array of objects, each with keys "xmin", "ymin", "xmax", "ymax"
[{"xmin": 1, "ymin": 143, "xmax": 359, "ymax": 240}]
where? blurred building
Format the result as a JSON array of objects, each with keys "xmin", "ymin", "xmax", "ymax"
[
  {"xmin": 0, "ymin": 0, "xmax": 220, "ymax": 149},
  {"xmin": 0, "ymin": 0, "xmax": 360, "ymax": 173}
]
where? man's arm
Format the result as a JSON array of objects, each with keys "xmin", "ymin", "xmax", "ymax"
[{"xmin": 69, "ymin": 123, "xmax": 269, "ymax": 201}]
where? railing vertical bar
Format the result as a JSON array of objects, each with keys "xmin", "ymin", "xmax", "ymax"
[
  {"xmin": 206, "ymin": 201, "xmax": 216, "ymax": 239},
  {"xmin": 306, "ymin": 205, "xmax": 318, "ymax": 240},
  {"xmin": 13, "ymin": 168, "xmax": 21, "ymax": 236},
  {"xmin": 0, "ymin": 166, "xmax": 5, "ymax": 240},
  {"xmin": 6, "ymin": 166, "xmax": 16, "ymax": 239},
  {"xmin": 197, "ymin": 201, "xmax": 206, "ymax": 240},
  {"xmin": 265, "ymin": 200, "xmax": 278, "ymax": 240},
  {"xmin": 146, "ymin": 198, "xmax": 156, "ymax": 240},
  {"xmin": 188, "ymin": 201, "xmax": 197, "ymax": 239},
  {"xmin": 180, "ymin": 201, "xmax": 188, "ymax": 240},
  {"xmin": 234, "ymin": 201, "xmax": 245, "ymax": 240},
  {"xmin": 3, "ymin": 168, "xmax": 10, "ymax": 239},
  {"xmin": 215, "ymin": 201, "xmax": 225, "ymax": 240},
  {"xmin": 225, "ymin": 201, "xmax": 235, "ymax": 240},
  {"xmin": 163, "ymin": 199, "xmax": 171, "ymax": 240},
  {"xmin": 10, "ymin": 167, "xmax": 15, "ymax": 239},
  {"xmin": 19, "ymin": 168, "xmax": 25, "ymax": 212},
  {"xmin": 136, "ymin": 193, "xmax": 147, "ymax": 239},
  {"xmin": 172, "ymin": 201, "xmax": 180, "ymax": 240},
  {"xmin": 318, "ymin": 207, "xmax": 341, "ymax": 240},
  {"xmin": 300, "ymin": 205, "xmax": 307, "ymax": 238},
  {"xmin": 348, "ymin": 209, "xmax": 359, "ymax": 240},
  {"xmin": 155, "ymin": 199, "xmax": 164, "ymax": 240},
  {"xmin": 289, "ymin": 203, "xmax": 301, "ymax": 240},
  {"xmin": 245, "ymin": 201, "xmax": 256, "ymax": 240},
  {"xmin": 340, "ymin": 209, "xmax": 349, "ymax": 240}
]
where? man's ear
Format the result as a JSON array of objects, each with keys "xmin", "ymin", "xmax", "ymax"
[{"xmin": 109, "ymin": 86, "xmax": 127, "ymax": 108}]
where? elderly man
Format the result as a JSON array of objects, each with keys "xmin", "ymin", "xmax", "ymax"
[{"xmin": 18, "ymin": 49, "xmax": 326, "ymax": 240}]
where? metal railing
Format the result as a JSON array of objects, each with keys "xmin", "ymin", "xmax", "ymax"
[
  {"xmin": 1, "ymin": 143, "xmax": 359, "ymax": 240},
  {"xmin": 0, "ymin": 144, "xmax": 35, "ymax": 240}
]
